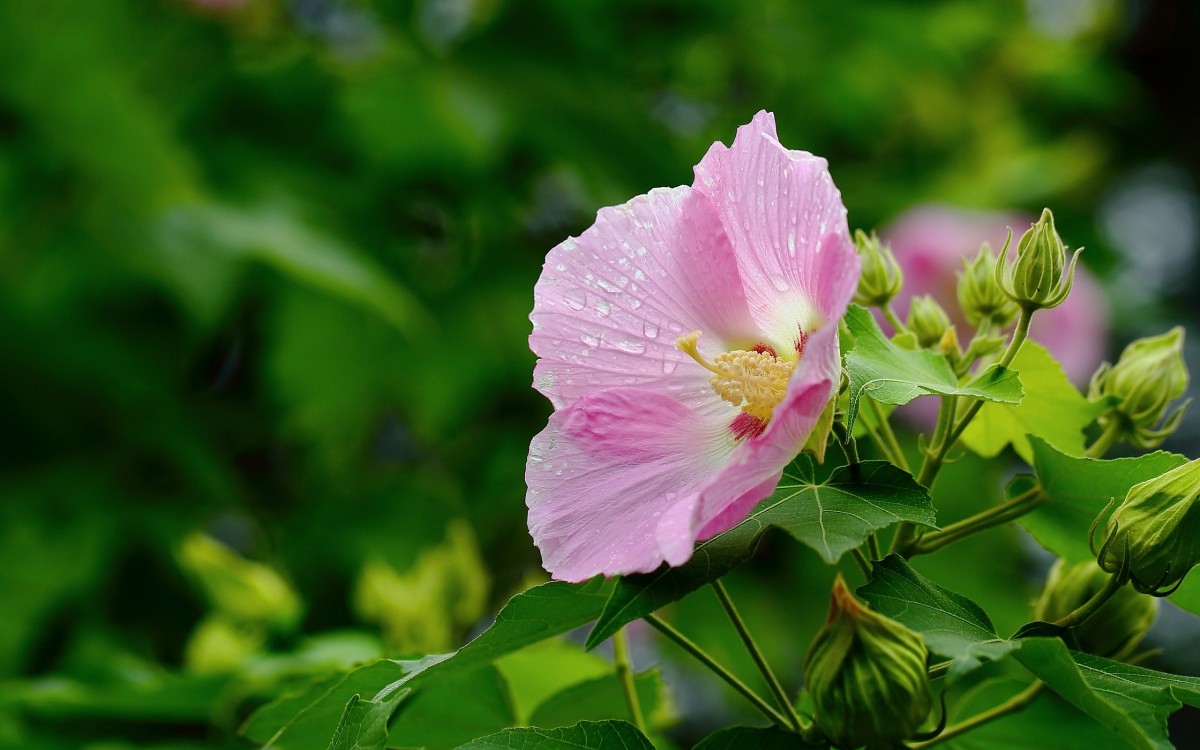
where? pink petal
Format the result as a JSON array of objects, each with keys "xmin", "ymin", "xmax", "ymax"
[
  {"xmin": 526, "ymin": 387, "xmax": 737, "ymax": 581},
  {"xmin": 656, "ymin": 325, "xmax": 842, "ymax": 563},
  {"xmin": 531, "ymin": 186, "xmax": 758, "ymax": 410},
  {"xmin": 693, "ymin": 111, "xmax": 859, "ymax": 345}
]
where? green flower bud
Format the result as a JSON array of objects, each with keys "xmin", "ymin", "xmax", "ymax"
[
  {"xmin": 1090, "ymin": 327, "xmax": 1190, "ymax": 449},
  {"xmin": 1100, "ymin": 458, "xmax": 1200, "ymax": 594},
  {"xmin": 853, "ymin": 229, "xmax": 904, "ymax": 307},
  {"xmin": 804, "ymin": 575, "xmax": 933, "ymax": 750},
  {"xmin": 178, "ymin": 534, "xmax": 301, "ymax": 631},
  {"xmin": 1033, "ymin": 560, "xmax": 1157, "ymax": 659},
  {"xmin": 906, "ymin": 295, "xmax": 953, "ymax": 350},
  {"xmin": 957, "ymin": 243, "xmax": 1017, "ymax": 328},
  {"xmin": 995, "ymin": 208, "xmax": 1082, "ymax": 312}
]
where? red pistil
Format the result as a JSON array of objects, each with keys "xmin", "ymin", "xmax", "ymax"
[
  {"xmin": 795, "ymin": 329, "xmax": 809, "ymax": 358},
  {"xmin": 730, "ymin": 411, "xmax": 767, "ymax": 441},
  {"xmin": 752, "ymin": 343, "xmax": 778, "ymax": 358}
]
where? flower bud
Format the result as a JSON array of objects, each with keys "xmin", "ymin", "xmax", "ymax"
[
  {"xmin": 906, "ymin": 295, "xmax": 952, "ymax": 350},
  {"xmin": 853, "ymin": 229, "xmax": 904, "ymax": 307},
  {"xmin": 1099, "ymin": 458, "xmax": 1200, "ymax": 594},
  {"xmin": 957, "ymin": 243, "xmax": 1017, "ymax": 328},
  {"xmin": 804, "ymin": 575, "xmax": 933, "ymax": 750},
  {"xmin": 995, "ymin": 208, "xmax": 1082, "ymax": 312},
  {"xmin": 1033, "ymin": 560, "xmax": 1157, "ymax": 659},
  {"xmin": 1089, "ymin": 327, "xmax": 1190, "ymax": 449}
]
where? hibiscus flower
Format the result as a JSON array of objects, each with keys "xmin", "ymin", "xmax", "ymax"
[{"xmin": 526, "ymin": 111, "xmax": 860, "ymax": 582}]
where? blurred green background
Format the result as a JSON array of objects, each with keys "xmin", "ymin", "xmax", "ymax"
[{"xmin": 3, "ymin": 0, "xmax": 1199, "ymax": 747}]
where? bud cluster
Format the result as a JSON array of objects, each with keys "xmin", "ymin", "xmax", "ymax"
[
  {"xmin": 957, "ymin": 244, "xmax": 1017, "ymax": 329},
  {"xmin": 1089, "ymin": 327, "xmax": 1190, "ymax": 449},
  {"xmin": 853, "ymin": 229, "xmax": 904, "ymax": 308},
  {"xmin": 1099, "ymin": 458, "xmax": 1200, "ymax": 595},
  {"xmin": 995, "ymin": 208, "xmax": 1081, "ymax": 312}
]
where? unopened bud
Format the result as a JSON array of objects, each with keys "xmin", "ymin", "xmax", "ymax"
[
  {"xmin": 804, "ymin": 575, "xmax": 933, "ymax": 750},
  {"xmin": 957, "ymin": 243, "xmax": 1017, "ymax": 328},
  {"xmin": 1099, "ymin": 459, "xmax": 1200, "ymax": 595},
  {"xmin": 1090, "ymin": 327, "xmax": 1190, "ymax": 449},
  {"xmin": 995, "ymin": 208, "xmax": 1081, "ymax": 312},
  {"xmin": 1033, "ymin": 560, "xmax": 1157, "ymax": 659},
  {"xmin": 907, "ymin": 295, "xmax": 953, "ymax": 350},
  {"xmin": 853, "ymin": 229, "xmax": 904, "ymax": 307}
]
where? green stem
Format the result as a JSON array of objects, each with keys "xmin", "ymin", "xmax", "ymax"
[
  {"xmin": 940, "ymin": 309, "xmax": 1032, "ymax": 453},
  {"xmin": 1053, "ymin": 571, "xmax": 1125, "ymax": 629},
  {"xmin": 832, "ymin": 421, "xmax": 860, "ymax": 480},
  {"xmin": 927, "ymin": 661, "xmax": 952, "ymax": 681},
  {"xmin": 910, "ymin": 487, "xmax": 1045, "ymax": 556},
  {"xmin": 892, "ymin": 396, "xmax": 957, "ymax": 554},
  {"xmin": 643, "ymin": 614, "xmax": 790, "ymax": 728},
  {"xmin": 869, "ymin": 397, "xmax": 910, "ymax": 473},
  {"xmin": 851, "ymin": 547, "xmax": 874, "ymax": 580},
  {"xmin": 867, "ymin": 532, "xmax": 882, "ymax": 561},
  {"xmin": 612, "ymin": 628, "xmax": 648, "ymax": 735},
  {"xmin": 910, "ymin": 682, "xmax": 1043, "ymax": 749},
  {"xmin": 884, "ymin": 303, "xmax": 908, "ymax": 335},
  {"xmin": 1084, "ymin": 419, "xmax": 1122, "ymax": 459},
  {"xmin": 711, "ymin": 581, "xmax": 803, "ymax": 731}
]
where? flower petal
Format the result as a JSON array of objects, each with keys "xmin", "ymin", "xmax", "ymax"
[
  {"xmin": 531, "ymin": 186, "xmax": 758, "ymax": 410},
  {"xmin": 526, "ymin": 387, "xmax": 736, "ymax": 581},
  {"xmin": 693, "ymin": 111, "xmax": 859, "ymax": 347},
  {"xmin": 656, "ymin": 325, "xmax": 842, "ymax": 563}
]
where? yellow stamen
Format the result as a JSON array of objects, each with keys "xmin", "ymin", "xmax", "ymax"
[{"xmin": 676, "ymin": 331, "xmax": 795, "ymax": 422}]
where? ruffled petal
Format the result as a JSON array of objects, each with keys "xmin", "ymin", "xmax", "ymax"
[
  {"xmin": 526, "ymin": 387, "xmax": 737, "ymax": 581},
  {"xmin": 531, "ymin": 186, "xmax": 758, "ymax": 410},
  {"xmin": 693, "ymin": 111, "xmax": 859, "ymax": 347},
  {"xmin": 656, "ymin": 325, "xmax": 842, "ymax": 564}
]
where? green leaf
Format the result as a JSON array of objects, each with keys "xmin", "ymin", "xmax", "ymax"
[
  {"xmin": 842, "ymin": 305, "xmax": 1022, "ymax": 432},
  {"xmin": 328, "ymin": 686, "xmax": 409, "ymax": 750},
  {"xmin": 765, "ymin": 457, "xmax": 937, "ymax": 564},
  {"xmin": 454, "ymin": 720, "xmax": 654, "ymax": 750},
  {"xmin": 1021, "ymin": 437, "xmax": 1188, "ymax": 565},
  {"xmin": 961, "ymin": 342, "xmax": 1113, "ymax": 462},
  {"xmin": 692, "ymin": 725, "xmax": 819, "ymax": 749},
  {"xmin": 389, "ymin": 666, "xmax": 515, "ymax": 750},
  {"xmin": 1014, "ymin": 638, "xmax": 1200, "ymax": 750},
  {"xmin": 494, "ymin": 640, "xmax": 613, "ymax": 724},
  {"xmin": 241, "ymin": 579, "xmax": 611, "ymax": 750},
  {"xmin": 585, "ymin": 457, "xmax": 935, "ymax": 649},
  {"xmin": 858, "ymin": 555, "xmax": 1017, "ymax": 681},
  {"xmin": 528, "ymin": 670, "xmax": 667, "ymax": 730}
]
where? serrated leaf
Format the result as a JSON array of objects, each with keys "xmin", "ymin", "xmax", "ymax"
[
  {"xmin": 454, "ymin": 720, "xmax": 653, "ymax": 750},
  {"xmin": 692, "ymin": 725, "xmax": 819, "ymax": 749},
  {"xmin": 389, "ymin": 666, "xmax": 515, "ymax": 750},
  {"xmin": 1014, "ymin": 638, "xmax": 1200, "ymax": 750},
  {"xmin": 585, "ymin": 458, "xmax": 935, "ymax": 649},
  {"xmin": 858, "ymin": 555, "xmax": 1017, "ymax": 681},
  {"xmin": 328, "ymin": 687, "xmax": 409, "ymax": 750},
  {"xmin": 842, "ymin": 305, "xmax": 1022, "ymax": 432},
  {"xmin": 961, "ymin": 342, "xmax": 1113, "ymax": 462},
  {"xmin": 1020, "ymin": 437, "xmax": 1188, "ymax": 565},
  {"xmin": 242, "ymin": 579, "xmax": 611, "ymax": 750},
  {"xmin": 528, "ymin": 669, "xmax": 667, "ymax": 730}
]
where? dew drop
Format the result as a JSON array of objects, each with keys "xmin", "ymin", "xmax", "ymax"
[
  {"xmin": 662, "ymin": 359, "xmax": 678, "ymax": 374},
  {"xmin": 596, "ymin": 300, "xmax": 611, "ymax": 317},
  {"xmin": 564, "ymin": 288, "xmax": 586, "ymax": 310},
  {"xmin": 643, "ymin": 321, "xmax": 659, "ymax": 339}
]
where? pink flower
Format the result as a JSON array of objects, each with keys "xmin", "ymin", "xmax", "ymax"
[
  {"xmin": 525, "ymin": 112, "xmax": 860, "ymax": 582},
  {"xmin": 883, "ymin": 205, "xmax": 1109, "ymax": 385}
]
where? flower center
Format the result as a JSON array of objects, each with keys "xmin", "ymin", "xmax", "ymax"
[{"xmin": 676, "ymin": 331, "xmax": 797, "ymax": 424}]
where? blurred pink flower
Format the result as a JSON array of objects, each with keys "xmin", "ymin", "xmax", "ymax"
[
  {"xmin": 883, "ymin": 205, "xmax": 1109, "ymax": 385},
  {"xmin": 526, "ymin": 112, "xmax": 859, "ymax": 582}
]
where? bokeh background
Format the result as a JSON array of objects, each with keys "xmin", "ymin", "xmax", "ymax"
[{"xmin": 3, "ymin": 0, "xmax": 1200, "ymax": 747}]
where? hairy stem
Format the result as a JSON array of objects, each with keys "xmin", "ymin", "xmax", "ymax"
[
  {"xmin": 910, "ymin": 682, "xmax": 1043, "ymax": 748},
  {"xmin": 1054, "ymin": 571, "xmax": 1126, "ymax": 629},
  {"xmin": 644, "ymin": 614, "xmax": 790, "ymax": 728},
  {"xmin": 884, "ymin": 303, "xmax": 908, "ymax": 335},
  {"xmin": 910, "ymin": 487, "xmax": 1045, "ymax": 556},
  {"xmin": 711, "ymin": 581, "xmax": 803, "ymax": 731},
  {"xmin": 869, "ymin": 397, "xmax": 910, "ymax": 472},
  {"xmin": 612, "ymin": 628, "xmax": 647, "ymax": 735}
]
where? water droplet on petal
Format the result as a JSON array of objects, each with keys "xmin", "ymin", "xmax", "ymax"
[
  {"xmin": 564, "ymin": 288, "xmax": 586, "ymax": 310},
  {"xmin": 662, "ymin": 359, "xmax": 678, "ymax": 374},
  {"xmin": 643, "ymin": 321, "xmax": 659, "ymax": 339},
  {"xmin": 596, "ymin": 300, "xmax": 611, "ymax": 317}
]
